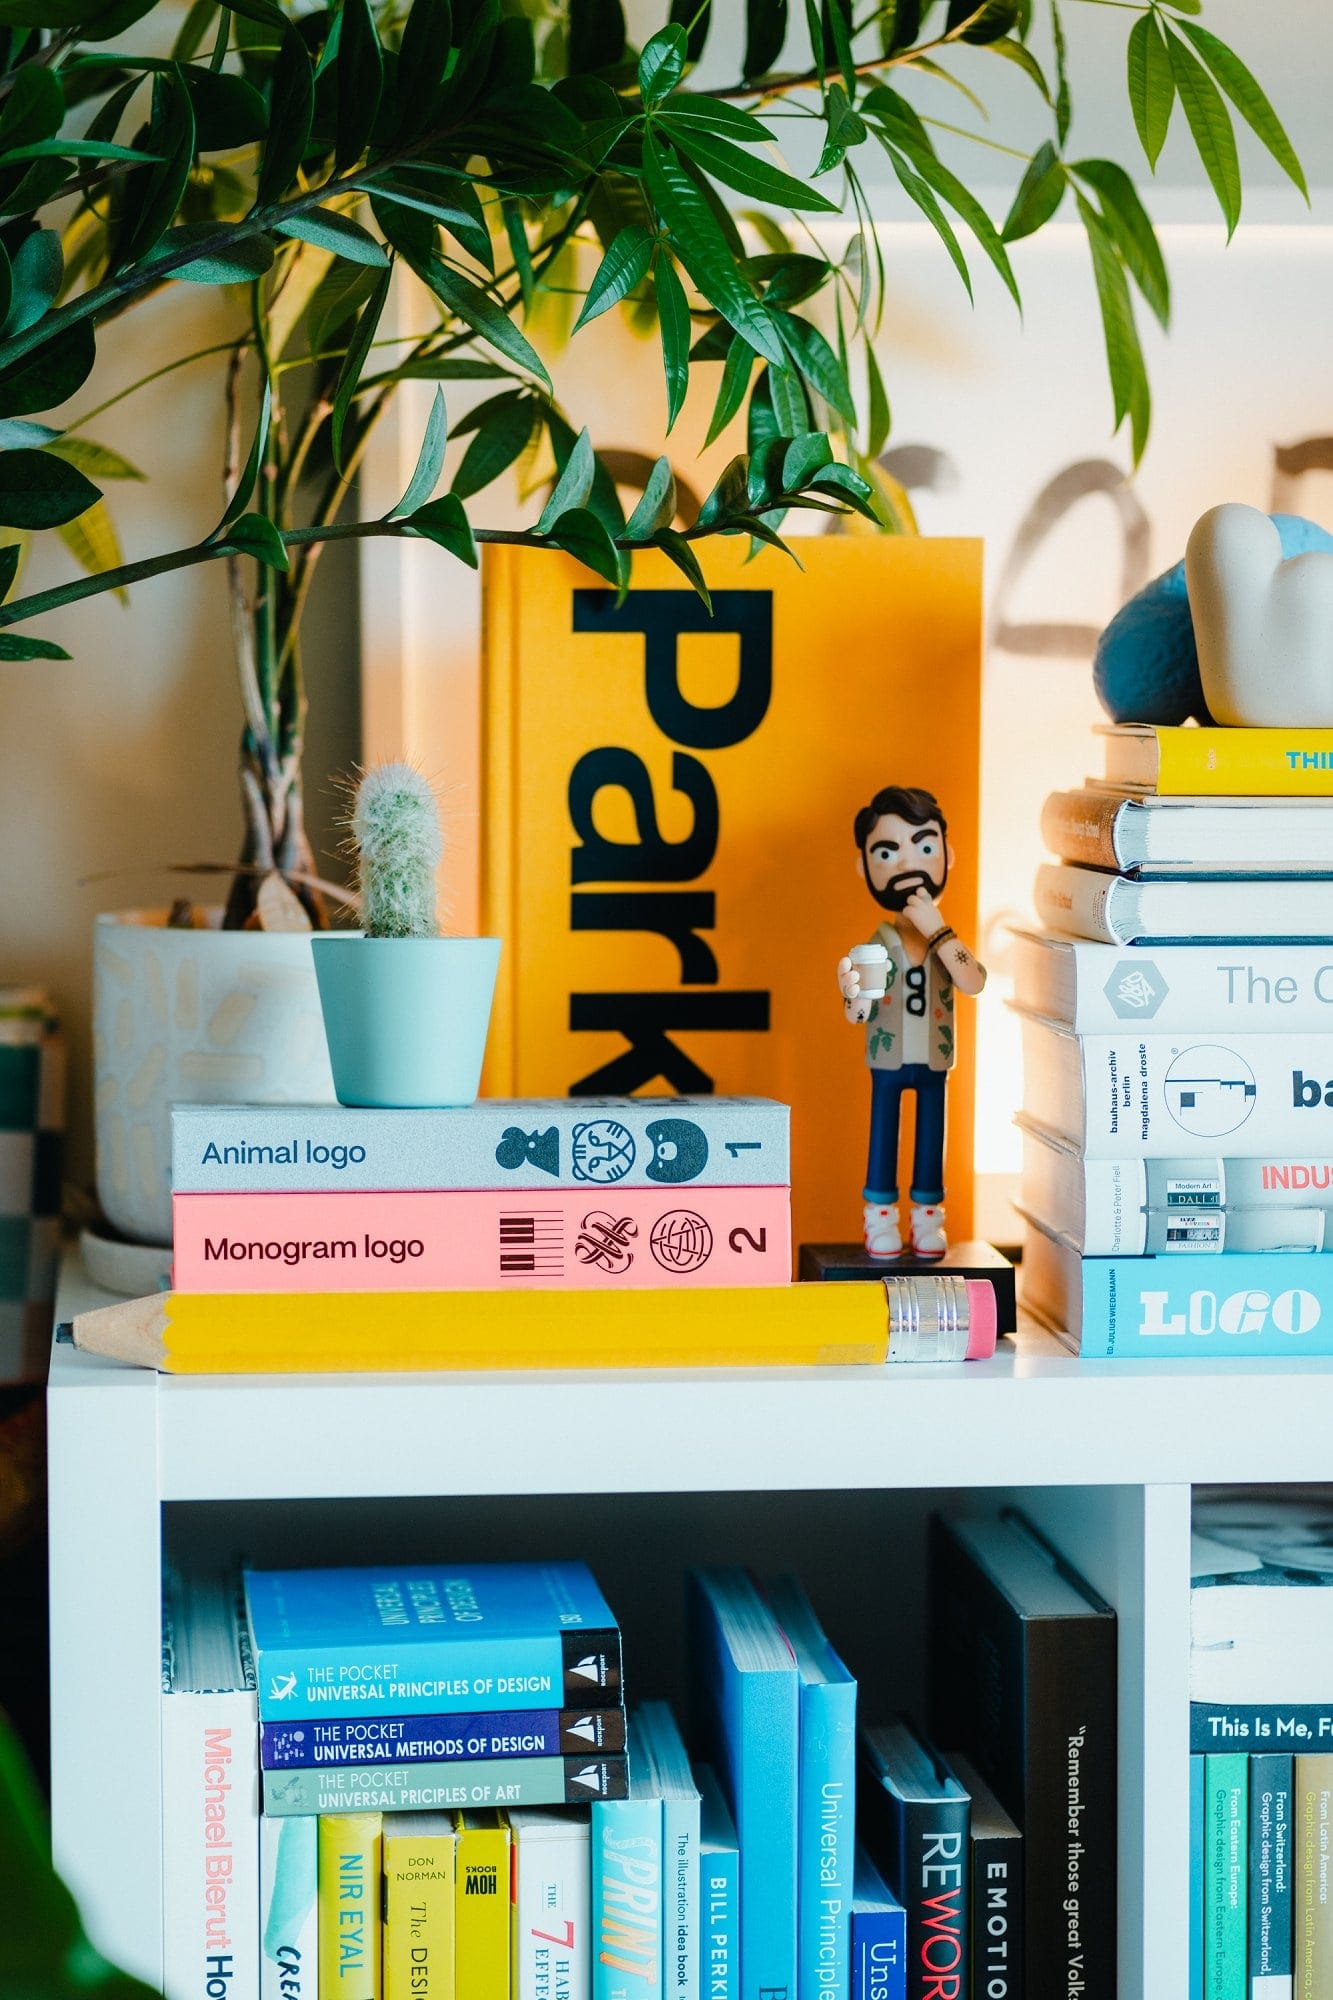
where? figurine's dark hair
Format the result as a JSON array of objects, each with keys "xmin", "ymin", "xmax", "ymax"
[{"xmin": 853, "ymin": 785, "xmax": 946, "ymax": 852}]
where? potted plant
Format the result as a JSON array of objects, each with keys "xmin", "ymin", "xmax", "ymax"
[
  {"xmin": 313, "ymin": 762, "xmax": 500, "ymax": 1105},
  {"xmin": 0, "ymin": 1, "xmax": 1303, "ymax": 1244}
]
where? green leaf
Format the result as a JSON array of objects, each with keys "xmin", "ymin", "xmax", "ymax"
[
  {"xmin": 1071, "ymin": 158, "xmax": 1169, "ymax": 327},
  {"xmin": 223, "ymin": 512, "xmax": 289, "ymax": 569},
  {"xmin": 56, "ymin": 494, "xmax": 126, "ymax": 596},
  {"xmin": 781, "ymin": 430, "xmax": 833, "ymax": 490},
  {"xmin": 118, "ymin": 71, "xmax": 195, "ymax": 268},
  {"xmin": 653, "ymin": 96, "xmax": 774, "ymax": 144},
  {"xmin": 1177, "ymin": 20, "xmax": 1307, "ymax": 200},
  {"xmin": 1002, "ymin": 140, "xmax": 1065, "ymax": 243},
  {"xmin": 863, "ymin": 341, "xmax": 890, "ymax": 456},
  {"xmin": 807, "ymin": 458, "xmax": 880, "ymax": 518},
  {"xmin": 1127, "ymin": 12, "xmax": 1174, "ymax": 171},
  {"xmin": 654, "ymin": 251, "xmax": 690, "ymax": 431},
  {"xmin": 546, "ymin": 503, "xmax": 627, "ymax": 587},
  {"xmin": 883, "ymin": 145, "xmax": 970, "ymax": 298},
  {"xmin": 766, "ymin": 360, "xmax": 809, "ymax": 436},
  {"xmin": 0, "ymin": 630, "xmax": 70, "ymax": 659},
  {"xmin": 402, "ymin": 491, "xmax": 478, "ymax": 565},
  {"xmin": 574, "ymin": 223, "xmax": 654, "ymax": 332},
  {"xmin": 568, "ymin": 0, "xmax": 625, "ymax": 74},
  {"xmin": 825, "ymin": 0, "xmax": 855, "ymax": 92},
  {"xmin": 257, "ymin": 28, "xmax": 314, "ymax": 206},
  {"xmin": 774, "ymin": 311, "xmax": 855, "ymax": 421},
  {"xmin": 1165, "ymin": 25, "xmax": 1240, "ymax": 237},
  {"xmin": 395, "ymin": 0, "xmax": 452, "ymax": 143},
  {"xmin": 1049, "ymin": 0, "xmax": 1070, "ymax": 145},
  {"xmin": 219, "ymin": 0, "xmax": 286, "ymax": 27},
  {"xmin": 0, "ymin": 540, "xmax": 18, "ymax": 599},
  {"xmin": 45, "ymin": 435, "xmax": 144, "ymax": 481},
  {"xmin": 450, "ymin": 390, "xmax": 535, "ymax": 497},
  {"xmin": 0, "ymin": 448, "xmax": 100, "ymax": 528},
  {"xmin": 1077, "ymin": 191, "xmax": 1149, "ymax": 464},
  {"xmin": 306, "ymin": 261, "xmax": 378, "ymax": 358},
  {"xmin": 642, "ymin": 128, "xmax": 783, "ymax": 367},
  {"xmin": 537, "ymin": 425, "xmax": 596, "ymax": 532},
  {"xmin": 749, "ymin": 253, "xmax": 829, "ymax": 308},
  {"xmin": 422, "ymin": 258, "xmax": 552, "ymax": 388},
  {"xmin": 336, "ymin": 0, "xmax": 384, "ymax": 169},
  {"xmin": 743, "ymin": 0, "xmax": 787, "ymax": 78},
  {"xmin": 218, "ymin": 378, "xmax": 271, "ymax": 529},
  {"xmin": 986, "ymin": 34, "xmax": 1049, "ymax": 100},
  {"xmin": 891, "ymin": 141, "xmax": 1020, "ymax": 306},
  {"xmin": 393, "ymin": 387, "xmax": 447, "ymax": 517},
  {"xmin": 0, "ymin": 319, "xmax": 95, "ymax": 416},
  {"xmin": 332, "ymin": 264, "xmax": 391, "ymax": 473},
  {"xmin": 948, "ymin": 0, "xmax": 1019, "ymax": 42},
  {"xmin": 274, "ymin": 207, "xmax": 388, "ymax": 266},
  {"xmin": 623, "ymin": 455, "xmax": 676, "ymax": 540},
  {"xmin": 149, "ymin": 224, "xmax": 276, "ymax": 285},
  {"xmin": 3, "ymin": 229, "xmax": 62, "ymax": 336},
  {"xmin": 639, "ymin": 24, "xmax": 686, "ymax": 106},
  {"xmin": 182, "ymin": 66, "xmax": 266, "ymax": 149},
  {"xmin": 669, "ymin": 0, "xmax": 710, "ymax": 60},
  {"xmin": 0, "ymin": 66, "xmax": 63, "ymax": 154},
  {"xmin": 2, "ymin": 136, "xmax": 159, "ymax": 163},
  {"xmin": 371, "ymin": 174, "xmax": 492, "ymax": 270},
  {"xmin": 653, "ymin": 527, "xmax": 710, "ymax": 610},
  {"xmin": 815, "ymin": 80, "xmax": 867, "ymax": 176},
  {"xmin": 697, "ymin": 453, "xmax": 750, "ymax": 529},
  {"xmin": 662, "ymin": 118, "xmax": 840, "ymax": 215},
  {"xmin": 0, "ymin": 420, "xmax": 56, "ymax": 448},
  {"xmin": 705, "ymin": 334, "xmax": 754, "ymax": 447}
]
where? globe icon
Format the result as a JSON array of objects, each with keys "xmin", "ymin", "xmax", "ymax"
[{"xmin": 650, "ymin": 1211, "xmax": 713, "ymax": 1273}]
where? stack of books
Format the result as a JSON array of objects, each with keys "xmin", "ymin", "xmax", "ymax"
[
  {"xmin": 1016, "ymin": 720, "xmax": 1333, "ymax": 1358},
  {"xmin": 1190, "ymin": 1493, "xmax": 1333, "ymax": 1999}
]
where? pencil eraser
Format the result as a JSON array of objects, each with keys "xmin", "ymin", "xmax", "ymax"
[{"xmin": 965, "ymin": 1280, "xmax": 998, "ymax": 1360}]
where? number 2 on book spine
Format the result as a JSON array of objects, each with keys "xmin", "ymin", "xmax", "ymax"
[{"xmin": 533, "ymin": 1921, "xmax": 575, "ymax": 1947}]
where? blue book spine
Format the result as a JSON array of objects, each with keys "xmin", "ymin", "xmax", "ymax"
[
  {"xmin": 1205, "ymin": 1753, "xmax": 1248, "ymax": 2000},
  {"xmin": 255, "ymin": 1632, "xmax": 607, "ymax": 1718},
  {"xmin": 799, "ymin": 1679, "xmax": 856, "ymax": 2000},
  {"xmin": 1075, "ymin": 1254, "xmax": 1333, "ymax": 1358},
  {"xmin": 260, "ymin": 1705, "xmax": 620, "ymax": 1768},
  {"xmin": 850, "ymin": 1910, "xmax": 906, "ymax": 2000},
  {"xmin": 1191, "ymin": 1705, "xmax": 1333, "ymax": 1755},
  {"xmin": 662, "ymin": 1792, "xmax": 700, "ymax": 2000},
  {"xmin": 594, "ymin": 1797, "xmax": 664, "ymax": 2000},
  {"xmin": 700, "ymin": 1849, "xmax": 738, "ymax": 2000},
  {"xmin": 730, "ymin": 1670, "xmax": 798, "ymax": 2000},
  {"xmin": 1249, "ymin": 1756, "xmax": 1294, "ymax": 1999},
  {"xmin": 1192, "ymin": 1755, "xmax": 1205, "ymax": 2000}
]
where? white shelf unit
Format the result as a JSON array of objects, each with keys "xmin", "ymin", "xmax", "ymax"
[{"xmin": 52, "ymin": 1257, "xmax": 1333, "ymax": 2000}]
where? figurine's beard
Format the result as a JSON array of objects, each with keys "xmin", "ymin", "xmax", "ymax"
[{"xmin": 867, "ymin": 861, "xmax": 947, "ymax": 913}]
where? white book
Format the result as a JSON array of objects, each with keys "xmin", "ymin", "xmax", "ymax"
[
  {"xmin": 1042, "ymin": 787, "xmax": 1333, "ymax": 876},
  {"xmin": 1018, "ymin": 1012, "xmax": 1333, "ymax": 1160},
  {"xmin": 1032, "ymin": 862, "xmax": 1333, "ymax": 945},
  {"xmin": 1010, "ymin": 928, "xmax": 1333, "ymax": 1035},
  {"xmin": 162, "ymin": 1568, "xmax": 260, "ymax": 2000},
  {"xmin": 508, "ymin": 1807, "xmax": 591, "ymax": 2000},
  {"xmin": 1018, "ymin": 1119, "xmax": 1330, "ymax": 1256},
  {"xmin": 1191, "ymin": 1496, "xmax": 1333, "ymax": 1702},
  {"xmin": 260, "ymin": 1817, "xmax": 317, "ymax": 2000}
]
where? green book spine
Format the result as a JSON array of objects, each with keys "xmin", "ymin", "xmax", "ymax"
[
  {"xmin": 1294, "ymin": 1754, "xmax": 1333, "ymax": 1999},
  {"xmin": 265, "ymin": 1754, "xmax": 627, "ymax": 1817},
  {"xmin": 1204, "ymin": 1754, "xmax": 1246, "ymax": 2000}
]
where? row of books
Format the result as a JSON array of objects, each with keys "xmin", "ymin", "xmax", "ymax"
[
  {"xmin": 163, "ymin": 1512, "xmax": 1117, "ymax": 2000},
  {"xmin": 169, "ymin": 1098, "xmax": 791, "ymax": 1294},
  {"xmin": 1019, "ymin": 720, "xmax": 1333, "ymax": 1357},
  {"xmin": 1189, "ymin": 1493, "xmax": 1333, "ymax": 1997}
]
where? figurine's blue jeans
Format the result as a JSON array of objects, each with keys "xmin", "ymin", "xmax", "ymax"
[{"xmin": 863, "ymin": 1064, "xmax": 947, "ymax": 1205}]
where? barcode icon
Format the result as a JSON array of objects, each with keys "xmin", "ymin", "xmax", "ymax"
[{"xmin": 498, "ymin": 1211, "xmax": 564, "ymax": 1276}]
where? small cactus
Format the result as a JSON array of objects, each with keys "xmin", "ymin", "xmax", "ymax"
[{"xmin": 351, "ymin": 763, "xmax": 442, "ymax": 940}]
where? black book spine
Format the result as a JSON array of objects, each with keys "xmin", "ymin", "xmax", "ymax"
[
  {"xmin": 557, "ymin": 1705, "xmax": 627, "ymax": 1754},
  {"xmin": 559, "ymin": 1625, "xmax": 623, "ymax": 1706},
  {"xmin": 563, "ymin": 1753, "xmax": 628, "ymax": 1801},
  {"xmin": 970, "ymin": 1829, "xmax": 1023, "ymax": 2000},
  {"xmin": 903, "ymin": 1793, "xmax": 970, "ymax": 2000}
]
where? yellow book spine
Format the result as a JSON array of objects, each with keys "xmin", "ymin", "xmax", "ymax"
[
  {"xmin": 454, "ymin": 1814, "xmax": 510, "ymax": 2000},
  {"xmin": 1158, "ymin": 728, "xmax": 1333, "ymax": 795},
  {"xmin": 383, "ymin": 1824, "xmax": 457, "ymax": 2000},
  {"xmin": 317, "ymin": 1814, "xmax": 382, "ymax": 2000},
  {"xmin": 157, "ymin": 1284, "xmax": 887, "ymax": 1374}
]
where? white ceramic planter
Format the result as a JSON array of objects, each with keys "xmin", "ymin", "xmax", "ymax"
[{"xmin": 93, "ymin": 909, "xmax": 336, "ymax": 1246}]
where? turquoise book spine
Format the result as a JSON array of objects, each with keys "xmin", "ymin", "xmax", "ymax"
[
  {"xmin": 1191, "ymin": 1755, "xmax": 1204, "ymax": 2000},
  {"xmin": 1204, "ymin": 1753, "xmax": 1247, "ymax": 2000},
  {"xmin": 593, "ymin": 1796, "xmax": 664, "ymax": 2000},
  {"xmin": 798, "ymin": 1676, "xmax": 856, "ymax": 2000}
]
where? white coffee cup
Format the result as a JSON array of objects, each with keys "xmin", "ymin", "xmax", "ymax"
[{"xmin": 848, "ymin": 942, "xmax": 890, "ymax": 999}]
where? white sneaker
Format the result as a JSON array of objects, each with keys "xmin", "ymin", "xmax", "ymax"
[
  {"xmin": 862, "ymin": 1202, "xmax": 903, "ymax": 1259},
  {"xmin": 910, "ymin": 1203, "xmax": 947, "ymax": 1259}
]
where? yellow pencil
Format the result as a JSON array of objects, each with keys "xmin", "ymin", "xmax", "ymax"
[{"xmin": 61, "ymin": 1276, "xmax": 996, "ymax": 1374}]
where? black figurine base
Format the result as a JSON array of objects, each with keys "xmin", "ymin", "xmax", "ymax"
[{"xmin": 799, "ymin": 1240, "xmax": 1016, "ymax": 1335}]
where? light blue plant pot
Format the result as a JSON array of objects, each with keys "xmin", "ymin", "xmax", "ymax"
[{"xmin": 311, "ymin": 934, "xmax": 502, "ymax": 1107}]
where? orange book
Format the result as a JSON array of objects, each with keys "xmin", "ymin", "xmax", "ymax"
[{"xmin": 480, "ymin": 537, "xmax": 983, "ymax": 1249}]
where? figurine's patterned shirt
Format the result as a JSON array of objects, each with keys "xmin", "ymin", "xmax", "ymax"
[{"xmin": 862, "ymin": 921, "xmax": 956, "ymax": 1072}]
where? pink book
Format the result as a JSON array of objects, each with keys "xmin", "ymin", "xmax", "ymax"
[{"xmin": 172, "ymin": 1185, "xmax": 791, "ymax": 1293}]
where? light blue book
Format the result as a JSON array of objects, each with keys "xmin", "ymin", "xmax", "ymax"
[
  {"xmin": 849, "ymin": 1847, "xmax": 905, "ymax": 2000},
  {"xmin": 696, "ymin": 1763, "xmax": 738, "ymax": 2000},
  {"xmin": 689, "ymin": 1568, "xmax": 799, "ymax": 2000},
  {"xmin": 244, "ymin": 1562, "xmax": 622, "ymax": 1720},
  {"xmin": 1248, "ymin": 1755, "xmax": 1293, "ymax": 2000},
  {"xmin": 1191, "ymin": 1754, "xmax": 1205, "ymax": 2000},
  {"xmin": 766, "ymin": 1575, "xmax": 856, "ymax": 2000},
  {"xmin": 1204, "ymin": 1753, "xmax": 1247, "ymax": 2000},
  {"xmin": 637, "ymin": 1703, "xmax": 701, "ymax": 2000},
  {"xmin": 594, "ymin": 1713, "xmax": 665, "ymax": 2000}
]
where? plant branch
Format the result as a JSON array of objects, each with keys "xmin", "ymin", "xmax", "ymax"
[{"xmin": 705, "ymin": 6, "xmax": 1000, "ymax": 102}]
